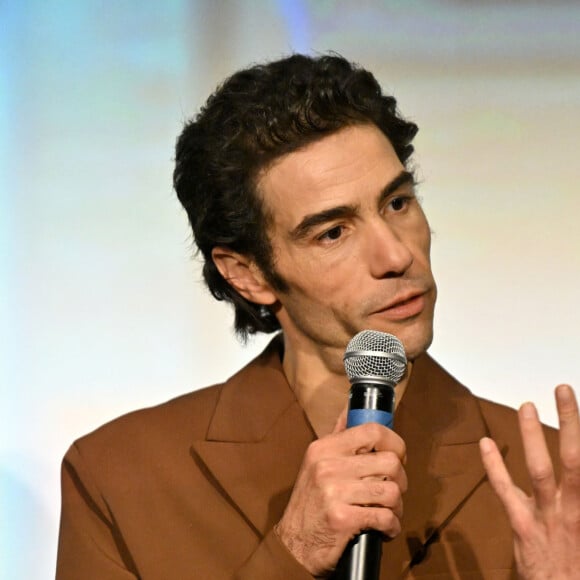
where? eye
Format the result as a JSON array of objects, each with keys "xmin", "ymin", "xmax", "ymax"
[
  {"xmin": 389, "ymin": 196, "xmax": 409, "ymax": 212},
  {"xmin": 318, "ymin": 225, "xmax": 344, "ymax": 242}
]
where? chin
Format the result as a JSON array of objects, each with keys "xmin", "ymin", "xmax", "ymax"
[
  {"xmin": 392, "ymin": 321, "xmax": 434, "ymax": 362},
  {"xmin": 350, "ymin": 313, "xmax": 434, "ymax": 360},
  {"xmin": 402, "ymin": 332, "xmax": 433, "ymax": 361}
]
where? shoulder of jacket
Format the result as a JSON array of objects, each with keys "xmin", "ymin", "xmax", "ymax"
[{"xmin": 66, "ymin": 382, "xmax": 224, "ymax": 461}]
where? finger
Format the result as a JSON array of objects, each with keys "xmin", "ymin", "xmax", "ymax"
[
  {"xmin": 307, "ymin": 422, "xmax": 406, "ymax": 472},
  {"xmin": 347, "ymin": 451, "xmax": 408, "ymax": 492},
  {"xmin": 339, "ymin": 422, "xmax": 406, "ymax": 459},
  {"xmin": 556, "ymin": 385, "xmax": 580, "ymax": 513},
  {"xmin": 347, "ymin": 505, "xmax": 402, "ymax": 538},
  {"xmin": 332, "ymin": 405, "xmax": 349, "ymax": 434},
  {"xmin": 480, "ymin": 437, "xmax": 529, "ymax": 529},
  {"xmin": 344, "ymin": 480, "xmax": 404, "ymax": 518},
  {"xmin": 518, "ymin": 402, "xmax": 557, "ymax": 511},
  {"xmin": 311, "ymin": 451, "xmax": 407, "ymax": 496},
  {"xmin": 329, "ymin": 504, "xmax": 401, "ymax": 539}
]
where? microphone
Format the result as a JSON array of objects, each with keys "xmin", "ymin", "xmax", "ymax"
[{"xmin": 333, "ymin": 330, "xmax": 407, "ymax": 580}]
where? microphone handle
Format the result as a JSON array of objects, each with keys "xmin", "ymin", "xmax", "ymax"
[{"xmin": 332, "ymin": 382, "xmax": 395, "ymax": 580}]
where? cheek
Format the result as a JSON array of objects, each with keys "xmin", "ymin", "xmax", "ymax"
[
  {"xmin": 294, "ymin": 258, "xmax": 357, "ymax": 309},
  {"xmin": 413, "ymin": 219, "xmax": 432, "ymax": 261}
]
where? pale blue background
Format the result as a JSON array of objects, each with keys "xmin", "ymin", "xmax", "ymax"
[{"xmin": 2, "ymin": 1, "xmax": 579, "ymax": 577}]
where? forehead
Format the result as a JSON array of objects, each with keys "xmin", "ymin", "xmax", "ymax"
[{"xmin": 256, "ymin": 124, "xmax": 405, "ymax": 228}]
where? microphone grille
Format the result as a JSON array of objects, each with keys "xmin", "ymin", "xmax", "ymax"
[{"xmin": 343, "ymin": 330, "xmax": 407, "ymax": 385}]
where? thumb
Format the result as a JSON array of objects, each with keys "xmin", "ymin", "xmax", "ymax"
[{"xmin": 332, "ymin": 404, "xmax": 349, "ymax": 434}]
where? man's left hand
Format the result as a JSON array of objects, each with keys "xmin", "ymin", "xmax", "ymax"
[{"xmin": 480, "ymin": 384, "xmax": 580, "ymax": 579}]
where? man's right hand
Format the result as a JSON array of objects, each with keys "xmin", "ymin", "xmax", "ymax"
[{"xmin": 274, "ymin": 418, "xmax": 407, "ymax": 578}]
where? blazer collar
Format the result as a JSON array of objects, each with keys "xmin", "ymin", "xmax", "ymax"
[
  {"xmin": 191, "ymin": 336, "xmax": 315, "ymax": 534},
  {"xmin": 191, "ymin": 339, "xmax": 508, "ymax": 568},
  {"xmin": 204, "ymin": 335, "xmax": 296, "ymax": 443}
]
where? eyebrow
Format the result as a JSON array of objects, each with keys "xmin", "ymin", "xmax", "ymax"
[
  {"xmin": 378, "ymin": 170, "xmax": 416, "ymax": 205},
  {"xmin": 289, "ymin": 169, "xmax": 416, "ymax": 241}
]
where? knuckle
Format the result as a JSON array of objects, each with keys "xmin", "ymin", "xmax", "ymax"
[
  {"xmin": 381, "ymin": 450, "xmax": 398, "ymax": 465},
  {"xmin": 362, "ymin": 480, "xmax": 399, "ymax": 508},
  {"xmin": 387, "ymin": 516, "xmax": 402, "ymax": 538},
  {"xmin": 368, "ymin": 480, "xmax": 386, "ymax": 499},
  {"xmin": 304, "ymin": 440, "xmax": 320, "ymax": 465},
  {"xmin": 384, "ymin": 451, "xmax": 403, "ymax": 473},
  {"xmin": 357, "ymin": 422, "xmax": 385, "ymax": 448},
  {"xmin": 383, "ymin": 482, "xmax": 403, "ymax": 513},
  {"xmin": 385, "ymin": 515, "xmax": 402, "ymax": 538},
  {"xmin": 561, "ymin": 445, "xmax": 580, "ymax": 471},
  {"xmin": 529, "ymin": 465, "xmax": 553, "ymax": 485},
  {"xmin": 384, "ymin": 481, "xmax": 401, "ymax": 502},
  {"xmin": 366, "ymin": 509, "xmax": 401, "ymax": 538},
  {"xmin": 378, "ymin": 454, "xmax": 408, "ymax": 493},
  {"xmin": 328, "ymin": 504, "xmax": 350, "ymax": 531},
  {"xmin": 311, "ymin": 458, "xmax": 335, "ymax": 485},
  {"xmin": 367, "ymin": 422, "xmax": 384, "ymax": 439},
  {"xmin": 305, "ymin": 439, "xmax": 323, "ymax": 463},
  {"xmin": 323, "ymin": 481, "xmax": 339, "ymax": 502}
]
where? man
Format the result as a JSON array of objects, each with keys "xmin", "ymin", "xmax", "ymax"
[{"xmin": 57, "ymin": 54, "xmax": 580, "ymax": 579}]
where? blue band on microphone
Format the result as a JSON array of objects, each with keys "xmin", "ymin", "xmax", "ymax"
[{"xmin": 347, "ymin": 408, "xmax": 393, "ymax": 429}]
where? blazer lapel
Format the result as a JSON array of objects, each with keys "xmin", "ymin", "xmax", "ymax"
[
  {"xmin": 192, "ymin": 342, "xmax": 510, "ymax": 574},
  {"xmin": 191, "ymin": 337, "xmax": 315, "ymax": 536},
  {"xmin": 388, "ymin": 354, "xmax": 509, "ymax": 573}
]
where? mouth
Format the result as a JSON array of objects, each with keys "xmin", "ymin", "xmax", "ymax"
[{"xmin": 371, "ymin": 291, "xmax": 428, "ymax": 322}]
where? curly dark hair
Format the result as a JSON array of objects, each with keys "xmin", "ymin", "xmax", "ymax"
[{"xmin": 173, "ymin": 53, "xmax": 418, "ymax": 340}]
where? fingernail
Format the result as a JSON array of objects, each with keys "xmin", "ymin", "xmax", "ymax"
[
  {"xmin": 479, "ymin": 437, "xmax": 493, "ymax": 453},
  {"xmin": 520, "ymin": 402, "xmax": 537, "ymax": 419},
  {"xmin": 556, "ymin": 384, "xmax": 574, "ymax": 402}
]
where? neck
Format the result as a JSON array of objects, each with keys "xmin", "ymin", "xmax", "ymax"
[{"xmin": 282, "ymin": 334, "xmax": 413, "ymax": 438}]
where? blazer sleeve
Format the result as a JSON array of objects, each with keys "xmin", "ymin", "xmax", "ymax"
[{"xmin": 56, "ymin": 443, "xmax": 138, "ymax": 580}]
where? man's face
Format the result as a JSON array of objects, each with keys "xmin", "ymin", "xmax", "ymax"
[{"xmin": 257, "ymin": 123, "xmax": 436, "ymax": 366}]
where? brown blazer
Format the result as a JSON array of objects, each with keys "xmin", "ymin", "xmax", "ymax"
[{"xmin": 56, "ymin": 338, "xmax": 558, "ymax": 579}]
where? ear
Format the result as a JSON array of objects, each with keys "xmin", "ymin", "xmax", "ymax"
[{"xmin": 211, "ymin": 246, "xmax": 278, "ymax": 306}]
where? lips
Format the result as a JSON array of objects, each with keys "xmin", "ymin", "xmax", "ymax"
[{"xmin": 371, "ymin": 291, "xmax": 428, "ymax": 321}]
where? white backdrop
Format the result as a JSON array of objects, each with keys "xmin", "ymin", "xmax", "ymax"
[{"xmin": 2, "ymin": 1, "xmax": 579, "ymax": 578}]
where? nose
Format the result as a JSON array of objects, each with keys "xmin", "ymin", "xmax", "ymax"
[{"xmin": 367, "ymin": 220, "xmax": 414, "ymax": 279}]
